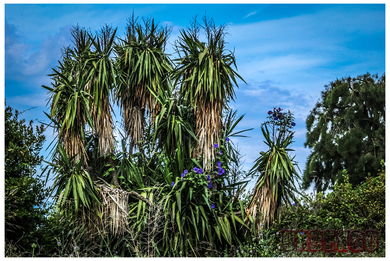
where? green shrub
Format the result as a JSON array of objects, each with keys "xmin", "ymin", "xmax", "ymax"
[{"xmin": 266, "ymin": 164, "xmax": 385, "ymax": 257}]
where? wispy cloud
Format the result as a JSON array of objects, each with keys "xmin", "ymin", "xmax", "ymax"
[
  {"xmin": 6, "ymin": 20, "xmax": 72, "ymax": 85},
  {"xmin": 244, "ymin": 11, "xmax": 256, "ymax": 18},
  {"xmin": 6, "ymin": 93, "xmax": 48, "ymax": 109}
]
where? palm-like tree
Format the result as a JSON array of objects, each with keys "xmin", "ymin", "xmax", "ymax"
[
  {"xmin": 87, "ymin": 25, "xmax": 117, "ymax": 158},
  {"xmin": 172, "ymin": 19, "xmax": 245, "ymax": 167},
  {"xmin": 247, "ymin": 112, "xmax": 301, "ymax": 233},
  {"xmin": 44, "ymin": 25, "xmax": 121, "ymax": 198},
  {"xmin": 86, "ymin": 26, "xmax": 120, "ymax": 188},
  {"xmin": 43, "ymin": 26, "xmax": 94, "ymax": 165},
  {"xmin": 114, "ymin": 17, "xmax": 172, "ymax": 154}
]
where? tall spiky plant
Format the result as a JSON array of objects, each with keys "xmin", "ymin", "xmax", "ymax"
[
  {"xmin": 148, "ymin": 83, "xmax": 198, "ymax": 183},
  {"xmin": 87, "ymin": 25, "xmax": 117, "ymax": 157},
  {"xmin": 86, "ymin": 25, "xmax": 120, "ymax": 188},
  {"xmin": 114, "ymin": 15, "xmax": 172, "ymax": 154},
  {"xmin": 43, "ymin": 26, "xmax": 94, "ymax": 165},
  {"xmin": 172, "ymin": 16, "xmax": 245, "ymax": 168},
  {"xmin": 247, "ymin": 108, "xmax": 301, "ymax": 233}
]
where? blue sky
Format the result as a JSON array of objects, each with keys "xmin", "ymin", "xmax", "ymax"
[{"xmin": 3, "ymin": 3, "xmax": 386, "ymax": 193}]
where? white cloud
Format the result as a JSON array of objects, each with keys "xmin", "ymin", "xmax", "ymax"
[
  {"xmin": 244, "ymin": 11, "xmax": 256, "ymax": 18},
  {"xmin": 6, "ymin": 22, "xmax": 72, "ymax": 85}
]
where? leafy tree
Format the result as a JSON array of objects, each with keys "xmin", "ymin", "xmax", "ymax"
[
  {"xmin": 273, "ymin": 162, "xmax": 385, "ymax": 256},
  {"xmin": 5, "ymin": 105, "xmax": 45, "ymax": 179},
  {"xmin": 5, "ymin": 104, "xmax": 49, "ymax": 251},
  {"xmin": 303, "ymin": 73, "xmax": 385, "ymax": 192}
]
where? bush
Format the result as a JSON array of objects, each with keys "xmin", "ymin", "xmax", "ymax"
[
  {"xmin": 5, "ymin": 104, "xmax": 49, "ymax": 256},
  {"xmin": 266, "ymin": 164, "xmax": 385, "ymax": 257}
]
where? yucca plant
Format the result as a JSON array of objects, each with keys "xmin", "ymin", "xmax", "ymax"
[
  {"xmin": 87, "ymin": 26, "xmax": 117, "ymax": 157},
  {"xmin": 161, "ymin": 163, "xmax": 250, "ymax": 257},
  {"xmin": 149, "ymin": 83, "xmax": 198, "ymax": 181},
  {"xmin": 115, "ymin": 16, "xmax": 172, "ymax": 154},
  {"xmin": 45, "ymin": 144, "xmax": 100, "ymax": 215},
  {"xmin": 247, "ymin": 108, "xmax": 301, "ymax": 233},
  {"xmin": 42, "ymin": 59, "xmax": 93, "ymax": 165},
  {"xmin": 172, "ymin": 16, "xmax": 246, "ymax": 167},
  {"xmin": 157, "ymin": 113, "xmax": 253, "ymax": 256},
  {"xmin": 86, "ymin": 25, "xmax": 120, "ymax": 188},
  {"xmin": 214, "ymin": 109, "xmax": 253, "ymax": 198},
  {"xmin": 119, "ymin": 108, "xmax": 253, "ymax": 256}
]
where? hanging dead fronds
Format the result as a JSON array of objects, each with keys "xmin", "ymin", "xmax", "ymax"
[
  {"xmin": 89, "ymin": 97, "xmax": 115, "ymax": 157},
  {"xmin": 246, "ymin": 176, "xmax": 277, "ymax": 234},
  {"xmin": 89, "ymin": 178, "xmax": 153, "ymax": 238},
  {"xmin": 195, "ymin": 100, "xmax": 223, "ymax": 167},
  {"xmin": 95, "ymin": 182, "xmax": 130, "ymax": 237},
  {"xmin": 114, "ymin": 16, "xmax": 171, "ymax": 154}
]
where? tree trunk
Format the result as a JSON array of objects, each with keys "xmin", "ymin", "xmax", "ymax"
[{"xmin": 108, "ymin": 157, "xmax": 120, "ymax": 188}]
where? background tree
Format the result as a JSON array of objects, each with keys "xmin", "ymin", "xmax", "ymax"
[
  {"xmin": 5, "ymin": 104, "xmax": 49, "ymax": 252},
  {"xmin": 303, "ymin": 73, "xmax": 385, "ymax": 192}
]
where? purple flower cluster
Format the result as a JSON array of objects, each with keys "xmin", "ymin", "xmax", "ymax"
[
  {"xmin": 207, "ymin": 174, "xmax": 212, "ymax": 189},
  {"xmin": 271, "ymin": 107, "xmax": 284, "ymax": 120},
  {"xmin": 181, "ymin": 169, "xmax": 188, "ymax": 178},
  {"xmin": 268, "ymin": 107, "xmax": 296, "ymax": 127},
  {"xmin": 217, "ymin": 161, "xmax": 225, "ymax": 175},
  {"xmin": 211, "ymin": 203, "xmax": 215, "ymax": 209},
  {"xmin": 193, "ymin": 166, "xmax": 203, "ymax": 174}
]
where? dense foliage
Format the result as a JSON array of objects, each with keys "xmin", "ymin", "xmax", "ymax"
[
  {"xmin": 5, "ymin": 104, "xmax": 49, "ymax": 254},
  {"xmin": 4, "ymin": 14, "xmax": 385, "ymax": 258},
  {"xmin": 303, "ymin": 73, "xmax": 385, "ymax": 191}
]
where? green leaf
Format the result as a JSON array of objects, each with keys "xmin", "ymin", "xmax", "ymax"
[
  {"xmin": 189, "ymin": 187, "xmax": 193, "ymax": 201},
  {"xmin": 176, "ymin": 210, "xmax": 181, "ymax": 234},
  {"xmin": 234, "ymin": 215, "xmax": 250, "ymax": 229},
  {"xmin": 176, "ymin": 190, "xmax": 182, "ymax": 212}
]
